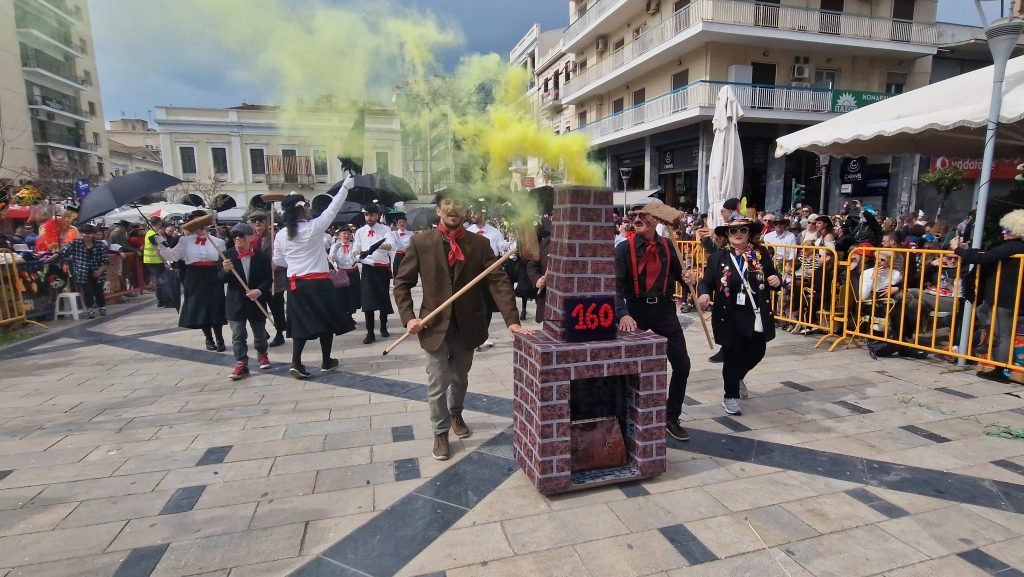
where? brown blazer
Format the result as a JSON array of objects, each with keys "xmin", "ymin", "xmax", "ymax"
[{"xmin": 394, "ymin": 228, "xmax": 519, "ymax": 352}]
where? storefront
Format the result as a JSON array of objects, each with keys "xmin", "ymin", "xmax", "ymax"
[{"xmin": 656, "ymin": 143, "xmax": 699, "ymax": 210}]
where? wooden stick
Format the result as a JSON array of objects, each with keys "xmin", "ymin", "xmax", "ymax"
[
  {"xmin": 666, "ymin": 225, "xmax": 715, "ymax": 350},
  {"xmin": 268, "ymin": 208, "xmax": 276, "ymax": 295},
  {"xmin": 383, "ymin": 248, "xmax": 515, "ymax": 356},
  {"xmin": 214, "ymin": 246, "xmax": 276, "ymax": 328}
]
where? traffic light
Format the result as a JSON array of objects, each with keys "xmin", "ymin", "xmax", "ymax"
[
  {"xmin": 1016, "ymin": 163, "xmax": 1024, "ymax": 182},
  {"xmin": 792, "ymin": 181, "xmax": 806, "ymax": 206}
]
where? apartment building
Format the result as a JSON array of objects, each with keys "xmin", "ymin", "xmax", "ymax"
[
  {"xmin": 523, "ymin": 0, "xmax": 945, "ymax": 215},
  {"xmin": 0, "ymin": 0, "xmax": 109, "ymax": 185},
  {"xmin": 106, "ymin": 118, "xmax": 161, "ymax": 177},
  {"xmin": 155, "ymin": 104, "xmax": 404, "ymax": 210}
]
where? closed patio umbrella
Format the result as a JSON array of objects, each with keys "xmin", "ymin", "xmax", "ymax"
[{"xmin": 707, "ymin": 85, "xmax": 745, "ymax": 229}]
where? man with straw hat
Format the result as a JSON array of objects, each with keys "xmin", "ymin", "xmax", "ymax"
[
  {"xmin": 616, "ymin": 201, "xmax": 696, "ymax": 442},
  {"xmin": 157, "ymin": 210, "xmax": 228, "ymax": 352},
  {"xmin": 394, "ymin": 188, "xmax": 531, "ymax": 461}
]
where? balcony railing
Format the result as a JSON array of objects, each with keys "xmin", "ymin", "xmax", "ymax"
[
  {"xmin": 32, "ymin": 130, "xmax": 95, "ymax": 151},
  {"xmin": 265, "ymin": 155, "xmax": 313, "ymax": 185},
  {"xmin": 562, "ymin": 0, "xmax": 937, "ymax": 100},
  {"xmin": 27, "ymin": 0, "xmax": 83, "ymax": 21},
  {"xmin": 563, "ymin": 0, "xmax": 628, "ymax": 46},
  {"xmin": 15, "ymin": 7, "xmax": 79, "ymax": 53},
  {"xmin": 28, "ymin": 94, "xmax": 88, "ymax": 118},
  {"xmin": 576, "ymin": 81, "xmax": 841, "ymax": 142},
  {"xmin": 20, "ymin": 46, "xmax": 85, "ymax": 86}
]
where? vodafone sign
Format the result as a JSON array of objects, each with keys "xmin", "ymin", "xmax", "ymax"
[{"xmin": 930, "ymin": 156, "xmax": 1023, "ymax": 180}]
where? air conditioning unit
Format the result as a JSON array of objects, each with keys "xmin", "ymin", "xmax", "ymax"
[
  {"xmin": 646, "ymin": 0, "xmax": 660, "ymax": 14},
  {"xmin": 792, "ymin": 64, "xmax": 812, "ymax": 80},
  {"xmin": 596, "ymin": 36, "xmax": 608, "ymax": 53}
]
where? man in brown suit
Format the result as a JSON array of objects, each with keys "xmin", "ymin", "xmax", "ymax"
[{"xmin": 394, "ymin": 189, "xmax": 531, "ymax": 461}]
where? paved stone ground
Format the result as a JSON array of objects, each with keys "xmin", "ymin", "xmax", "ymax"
[{"xmin": 1, "ymin": 294, "xmax": 1024, "ymax": 576}]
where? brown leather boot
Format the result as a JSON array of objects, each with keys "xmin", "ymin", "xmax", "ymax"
[
  {"xmin": 432, "ymin": 432, "xmax": 450, "ymax": 460},
  {"xmin": 451, "ymin": 413, "xmax": 472, "ymax": 439}
]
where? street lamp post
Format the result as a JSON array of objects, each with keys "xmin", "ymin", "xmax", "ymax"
[
  {"xmin": 619, "ymin": 167, "xmax": 633, "ymax": 215},
  {"xmin": 957, "ymin": 16, "xmax": 1024, "ymax": 366}
]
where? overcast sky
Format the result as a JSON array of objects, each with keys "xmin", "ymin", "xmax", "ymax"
[{"xmin": 89, "ymin": 0, "xmax": 1008, "ymax": 124}]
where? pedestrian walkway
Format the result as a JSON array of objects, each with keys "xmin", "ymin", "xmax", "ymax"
[{"xmin": 0, "ymin": 297, "xmax": 1023, "ymax": 576}]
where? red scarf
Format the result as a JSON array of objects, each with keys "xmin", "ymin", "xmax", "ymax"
[
  {"xmin": 440, "ymin": 226, "xmax": 466, "ymax": 267},
  {"xmin": 342, "ymin": 244, "xmax": 350, "ymax": 254},
  {"xmin": 476, "ymin": 229, "xmax": 486, "ymax": 236},
  {"xmin": 237, "ymin": 249, "xmax": 254, "ymax": 258},
  {"xmin": 194, "ymin": 236, "xmax": 207, "ymax": 246},
  {"xmin": 367, "ymin": 229, "xmax": 374, "ymax": 237}
]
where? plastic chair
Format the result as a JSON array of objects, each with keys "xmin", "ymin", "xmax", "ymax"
[{"xmin": 54, "ymin": 292, "xmax": 84, "ymax": 321}]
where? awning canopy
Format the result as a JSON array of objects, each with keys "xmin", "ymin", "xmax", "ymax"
[{"xmin": 775, "ymin": 55, "xmax": 1024, "ymax": 158}]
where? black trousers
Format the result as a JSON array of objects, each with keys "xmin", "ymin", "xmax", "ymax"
[
  {"xmin": 269, "ymin": 291, "xmax": 286, "ymax": 334},
  {"xmin": 628, "ymin": 299, "xmax": 690, "ymax": 422},
  {"xmin": 722, "ymin": 333, "xmax": 767, "ymax": 399},
  {"xmin": 80, "ymin": 275, "xmax": 105, "ymax": 309}
]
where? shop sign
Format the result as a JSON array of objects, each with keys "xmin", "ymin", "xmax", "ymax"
[
  {"xmin": 619, "ymin": 156, "xmax": 643, "ymax": 167},
  {"xmin": 930, "ymin": 156, "xmax": 1024, "ymax": 180},
  {"xmin": 840, "ymin": 157, "xmax": 866, "ymax": 195},
  {"xmin": 523, "ymin": 177, "xmax": 535, "ymax": 188},
  {"xmin": 831, "ymin": 90, "xmax": 893, "ymax": 113}
]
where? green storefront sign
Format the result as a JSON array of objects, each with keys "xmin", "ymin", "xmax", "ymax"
[{"xmin": 831, "ymin": 90, "xmax": 893, "ymax": 114}]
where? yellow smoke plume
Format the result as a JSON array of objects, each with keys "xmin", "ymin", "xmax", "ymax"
[{"xmin": 166, "ymin": 0, "xmax": 604, "ymax": 220}]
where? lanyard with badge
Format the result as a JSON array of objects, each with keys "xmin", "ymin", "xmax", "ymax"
[{"xmin": 729, "ymin": 252, "xmax": 765, "ymax": 333}]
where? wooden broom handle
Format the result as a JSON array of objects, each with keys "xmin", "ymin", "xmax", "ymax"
[
  {"xmin": 666, "ymin": 225, "xmax": 715, "ymax": 349},
  {"xmin": 383, "ymin": 248, "xmax": 515, "ymax": 355}
]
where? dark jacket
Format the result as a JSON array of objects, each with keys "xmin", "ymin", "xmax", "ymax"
[
  {"xmin": 222, "ymin": 247, "xmax": 272, "ymax": 323},
  {"xmin": 255, "ymin": 232, "xmax": 287, "ymax": 294},
  {"xmin": 615, "ymin": 233, "xmax": 685, "ymax": 318},
  {"xmin": 698, "ymin": 245, "xmax": 781, "ymax": 347},
  {"xmin": 955, "ymin": 239, "xmax": 1024, "ymax": 310}
]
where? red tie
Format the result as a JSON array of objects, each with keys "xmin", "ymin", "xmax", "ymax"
[
  {"xmin": 440, "ymin": 226, "xmax": 466, "ymax": 267},
  {"xmin": 476, "ymin": 229, "xmax": 485, "ymax": 236},
  {"xmin": 238, "ymin": 249, "xmax": 253, "ymax": 258},
  {"xmin": 343, "ymin": 245, "xmax": 350, "ymax": 254},
  {"xmin": 367, "ymin": 229, "xmax": 374, "ymax": 237},
  {"xmin": 399, "ymin": 232, "xmax": 405, "ymax": 237},
  {"xmin": 638, "ymin": 241, "xmax": 662, "ymax": 292},
  {"xmin": 194, "ymin": 237, "xmax": 207, "ymax": 246}
]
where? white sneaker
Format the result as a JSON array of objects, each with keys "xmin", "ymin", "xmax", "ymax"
[
  {"xmin": 722, "ymin": 398, "xmax": 742, "ymax": 415},
  {"xmin": 738, "ymin": 380, "xmax": 749, "ymax": 400}
]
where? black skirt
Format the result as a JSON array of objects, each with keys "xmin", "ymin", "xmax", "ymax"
[
  {"xmin": 288, "ymin": 277, "xmax": 355, "ymax": 340},
  {"xmin": 392, "ymin": 253, "xmax": 405, "ymax": 279},
  {"xmin": 341, "ymin": 268, "xmax": 361, "ymax": 313},
  {"xmin": 360, "ymin": 265, "xmax": 394, "ymax": 314},
  {"xmin": 179, "ymin": 265, "xmax": 225, "ymax": 329}
]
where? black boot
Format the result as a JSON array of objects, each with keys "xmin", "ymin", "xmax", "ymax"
[
  {"xmin": 363, "ymin": 312, "xmax": 376, "ymax": 344},
  {"xmin": 205, "ymin": 339, "xmax": 217, "ymax": 351},
  {"xmin": 214, "ymin": 326, "xmax": 226, "ymax": 352},
  {"xmin": 269, "ymin": 331, "xmax": 285, "ymax": 347},
  {"xmin": 380, "ymin": 314, "xmax": 390, "ymax": 337}
]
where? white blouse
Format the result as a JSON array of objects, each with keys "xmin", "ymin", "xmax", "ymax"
[
  {"xmin": 466, "ymin": 223, "xmax": 505, "ymax": 257},
  {"xmin": 389, "ymin": 229, "xmax": 412, "ymax": 253},
  {"xmin": 329, "ymin": 241, "xmax": 358, "ymax": 270},
  {"xmin": 272, "ymin": 186, "xmax": 351, "ymax": 277},
  {"xmin": 353, "ymin": 223, "xmax": 391, "ymax": 266},
  {"xmin": 157, "ymin": 234, "xmax": 226, "ymax": 264}
]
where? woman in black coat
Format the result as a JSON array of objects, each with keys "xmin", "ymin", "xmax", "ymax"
[{"xmin": 698, "ymin": 218, "xmax": 782, "ymax": 416}]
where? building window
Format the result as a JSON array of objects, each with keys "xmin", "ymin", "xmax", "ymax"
[
  {"xmin": 92, "ymin": 132, "xmax": 100, "ymax": 145},
  {"xmin": 674, "ymin": 0, "xmax": 691, "ymax": 11},
  {"xmin": 885, "ymin": 71, "xmax": 907, "ymax": 94},
  {"xmin": 375, "ymin": 151, "xmax": 390, "ymax": 174},
  {"xmin": 97, "ymin": 161, "xmax": 103, "ymax": 176},
  {"xmin": 179, "ymin": 146, "xmax": 196, "ymax": 175},
  {"xmin": 577, "ymin": 58, "xmax": 587, "ymax": 74},
  {"xmin": 88, "ymin": 101, "xmax": 96, "ymax": 117},
  {"xmin": 313, "ymin": 149, "xmax": 329, "ymax": 182},
  {"xmin": 211, "ymin": 147, "xmax": 228, "ymax": 175},
  {"xmin": 249, "ymin": 148, "xmax": 266, "ymax": 178},
  {"xmin": 613, "ymin": 98, "xmax": 624, "ymax": 114},
  {"xmin": 82, "ymin": 70, "xmax": 92, "ymax": 86},
  {"xmin": 578, "ymin": 110, "xmax": 588, "ymax": 127},
  {"xmin": 813, "ymin": 69, "xmax": 838, "ymax": 90},
  {"xmin": 672, "ymin": 70, "xmax": 689, "ymax": 91},
  {"xmin": 632, "ymin": 88, "xmax": 646, "ymax": 106},
  {"xmin": 612, "ymin": 37, "xmax": 625, "ymax": 52},
  {"xmin": 633, "ymin": 25, "xmax": 646, "ymax": 40}
]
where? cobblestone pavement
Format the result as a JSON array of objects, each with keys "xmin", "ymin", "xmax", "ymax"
[{"xmin": 1, "ymin": 295, "xmax": 1024, "ymax": 577}]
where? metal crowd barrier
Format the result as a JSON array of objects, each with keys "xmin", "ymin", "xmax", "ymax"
[{"xmin": 0, "ymin": 250, "xmax": 30, "ymax": 329}]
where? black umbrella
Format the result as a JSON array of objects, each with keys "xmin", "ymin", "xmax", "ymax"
[
  {"xmin": 405, "ymin": 207, "xmax": 438, "ymax": 230},
  {"xmin": 312, "ymin": 196, "xmax": 364, "ymax": 216},
  {"xmin": 77, "ymin": 171, "xmax": 182, "ymax": 223},
  {"xmin": 326, "ymin": 172, "xmax": 418, "ymax": 206},
  {"xmin": 333, "ymin": 211, "xmax": 366, "ymax": 228}
]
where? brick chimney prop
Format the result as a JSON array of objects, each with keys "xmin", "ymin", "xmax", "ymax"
[{"xmin": 513, "ymin": 186, "xmax": 668, "ymax": 495}]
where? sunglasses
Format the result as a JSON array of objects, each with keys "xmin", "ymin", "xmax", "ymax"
[
  {"xmin": 1003, "ymin": 228, "xmax": 1014, "ymax": 234},
  {"xmin": 727, "ymin": 227, "xmax": 749, "ymax": 235}
]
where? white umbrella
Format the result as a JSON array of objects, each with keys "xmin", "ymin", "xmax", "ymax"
[
  {"xmin": 105, "ymin": 202, "xmax": 201, "ymax": 223},
  {"xmin": 774, "ymin": 55, "xmax": 1024, "ymax": 158},
  {"xmin": 707, "ymin": 85, "xmax": 745, "ymax": 229}
]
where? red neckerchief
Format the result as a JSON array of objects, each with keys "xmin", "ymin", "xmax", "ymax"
[
  {"xmin": 342, "ymin": 244, "xmax": 350, "ymax": 254},
  {"xmin": 476, "ymin": 229, "xmax": 486, "ymax": 236},
  {"xmin": 628, "ymin": 235, "xmax": 670, "ymax": 295},
  {"xmin": 367, "ymin": 228, "xmax": 374, "ymax": 237},
  {"xmin": 237, "ymin": 249, "xmax": 254, "ymax": 258},
  {"xmin": 399, "ymin": 232, "xmax": 406, "ymax": 237},
  {"xmin": 194, "ymin": 236, "xmax": 207, "ymax": 246},
  {"xmin": 440, "ymin": 226, "xmax": 466, "ymax": 267}
]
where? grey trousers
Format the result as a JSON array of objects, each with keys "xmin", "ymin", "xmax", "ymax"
[
  {"xmin": 229, "ymin": 318, "xmax": 268, "ymax": 364},
  {"xmin": 425, "ymin": 328, "xmax": 474, "ymax": 435},
  {"xmin": 977, "ymin": 303, "xmax": 1016, "ymax": 366}
]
